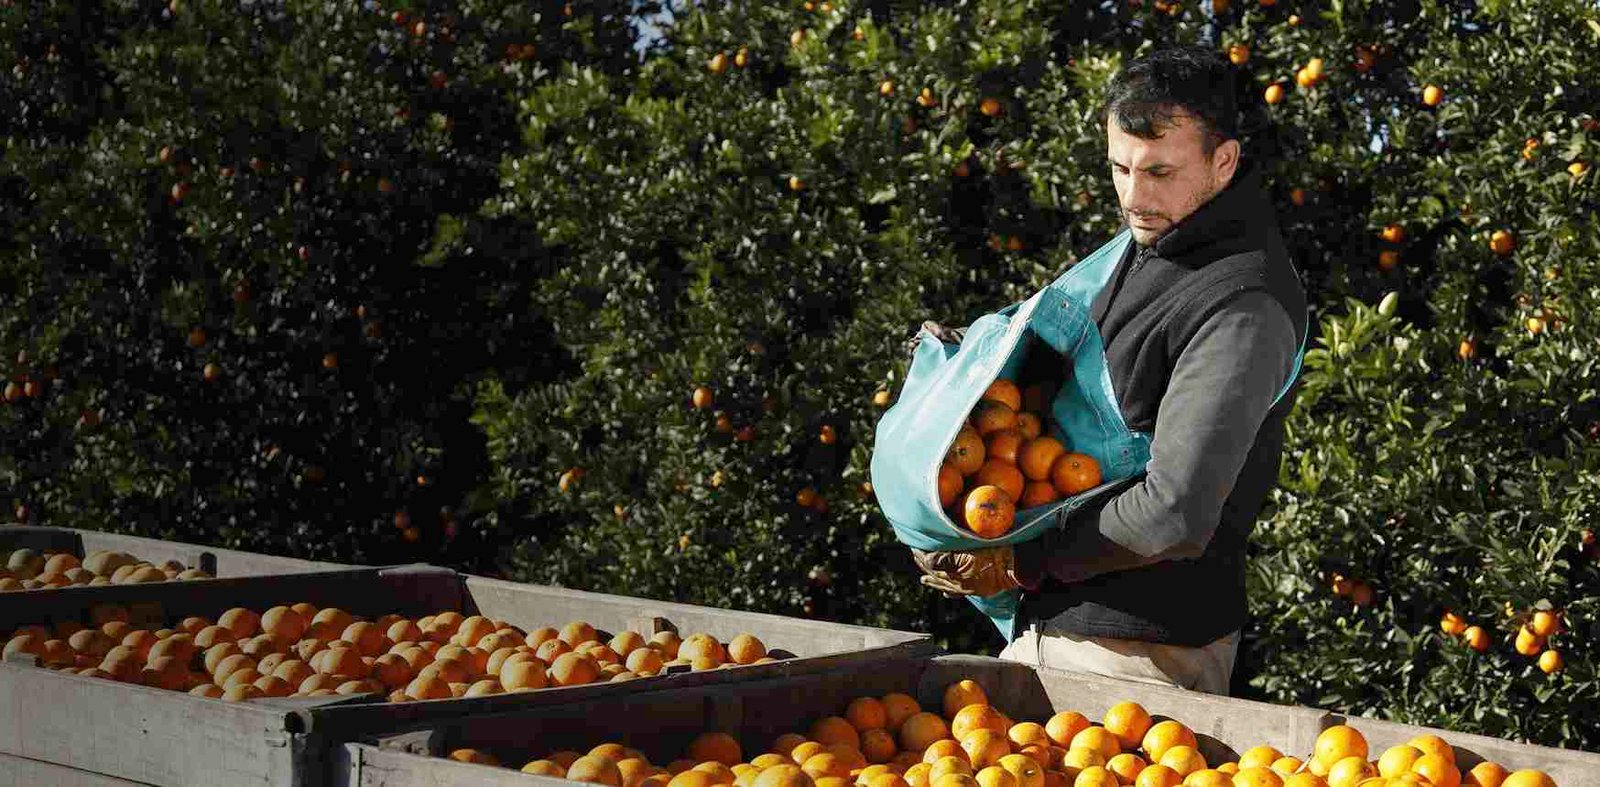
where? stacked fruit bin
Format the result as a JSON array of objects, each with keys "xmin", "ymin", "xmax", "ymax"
[
  {"xmin": 0, "ymin": 561, "xmax": 934, "ymax": 786},
  {"xmin": 0, "ymin": 525, "xmax": 349, "ymax": 589},
  {"xmin": 339, "ymin": 654, "xmax": 1600, "ymax": 787}
]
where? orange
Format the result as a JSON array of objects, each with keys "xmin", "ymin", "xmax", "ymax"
[
  {"xmin": 995, "ymin": 754, "xmax": 1042, "ymax": 787},
  {"xmin": 802, "ymin": 753, "xmax": 855, "ymax": 780},
  {"xmin": 728, "ymin": 634, "xmax": 767, "ymax": 665},
  {"xmin": 550, "ymin": 652, "xmax": 601, "ymax": 686},
  {"xmin": 792, "ymin": 743, "xmax": 829, "ymax": 766},
  {"xmin": 448, "ymin": 748, "xmax": 499, "ymax": 766},
  {"xmin": 1049, "ymin": 453, "xmax": 1101, "ymax": 496},
  {"xmin": 933, "ymin": 777, "xmax": 977, "ymax": 787},
  {"xmin": 1013, "ymin": 413, "xmax": 1043, "ymax": 441},
  {"xmin": 923, "ymin": 740, "xmax": 968, "ymax": 765},
  {"xmin": 1313, "ymin": 727, "xmax": 1367, "ymax": 768},
  {"xmin": 627, "ymin": 647, "xmax": 665, "ymax": 675},
  {"xmin": 1214, "ymin": 763, "xmax": 1239, "ymax": 776},
  {"xmin": 1376, "ymin": 746, "xmax": 1423, "ymax": 777},
  {"xmin": 1060, "ymin": 748, "xmax": 1106, "ymax": 776},
  {"xmin": 1044, "ymin": 712, "xmax": 1091, "ymax": 747},
  {"xmin": 943, "ymin": 679, "xmax": 990, "ymax": 718},
  {"xmin": 929, "ymin": 756, "xmax": 974, "ymax": 782},
  {"xmin": 1070, "ymin": 726, "xmax": 1120, "ymax": 760},
  {"xmin": 1107, "ymin": 752, "xmax": 1147, "ymax": 783},
  {"xmin": 974, "ymin": 461, "xmax": 1025, "ymax": 504},
  {"xmin": 753, "ymin": 765, "xmax": 815, "ymax": 787},
  {"xmin": 862, "ymin": 729, "xmax": 897, "ymax": 764},
  {"xmin": 811, "ymin": 716, "xmax": 862, "ymax": 750},
  {"xmin": 1239, "ymin": 748, "xmax": 1284, "ymax": 771},
  {"xmin": 1017, "ymin": 438, "xmax": 1066, "ymax": 482},
  {"xmin": 985, "ymin": 431, "xmax": 1026, "ymax": 466},
  {"xmin": 260, "ymin": 607, "xmax": 307, "ymax": 643},
  {"xmin": 1464, "ymin": 762, "xmax": 1507, "ymax": 787},
  {"xmin": 1462, "ymin": 626, "xmax": 1489, "ymax": 652},
  {"xmin": 905, "ymin": 763, "xmax": 935, "ymax": 787},
  {"xmin": 690, "ymin": 733, "xmax": 744, "ymax": 767},
  {"xmin": 948, "ymin": 427, "xmax": 988, "ymax": 477},
  {"xmin": 1409, "ymin": 755, "xmax": 1460, "ymax": 787},
  {"xmin": 772, "ymin": 734, "xmax": 810, "ymax": 758},
  {"xmin": 982, "ymin": 380, "xmax": 1023, "ymax": 412},
  {"xmin": 1324, "ymin": 756, "xmax": 1373, "ymax": 787},
  {"xmin": 845, "ymin": 697, "xmax": 891, "ymax": 732},
  {"xmin": 692, "ymin": 763, "xmax": 736, "ymax": 786},
  {"xmin": 902, "ymin": 712, "xmax": 952, "ymax": 753},
  {"xmin": 883, "ymin": 693, "xmax": 922, "ymax": 731},
  {"xmin": 1101, "ymin": 702, "xmax": 1153, "ymax": 751},
  {"xmin": 1156, "ymin": 746, "xmax": 1205, "ymax": 777},
  {"xmin": 952, "ymin": 705, "xmax": 1010, "ymax": 739},
  {"xmin": 1233, "ymin": 767, "xmax": 1283, "ymax": 787},
  {"xmin": 971, "ymin": 401, "xmax": 1018, "ymax": 437},
  {"xmin": 1071, "ymin": 767, "xmax": 1117, "ymax": 787},
  {"xmin": 973, "ymin": 767, "xmax": 1015, "ymax": 787},
  {"xmin": 866, "ymin": 776, "xmax": 910, "ymax": 787},
  {"xmin": 939, "ymin": 464, "xmax": 966, "ymax": 508},
  {"xmin": 1017, "ymin": 481, "xmax": 1058, "ymax": 509},
  {"xmin": 217, "ymin": 608, "xmax": 261, "ymax": 639},
  {"xmin": 1528, "ymin": 611, "xmax": 1559, "ymax": 637},
  {"xmin": 1499, "ymin": 773, "xmax": 1554, "ymax": 787},
  {"xmin": 1281, "ymin": 776, "xmax": 1324, "ymax": 787},
  {"xmin": 960, "ymin": 730, "xmax": 1010, "ymax": 770},
  {"xmin": 1513, "ymin": 626, "xmax": 1544, "ymax": 657},
  {"xmin": 963, "ymin": 487, "xmax": 1015, "ymax": 538},
  {"xmin": 501, "ymin": 658, "xmax": 549, "ymax": 691},
  {"xmin": 570, "ymin": 755, "xmax": 626, "ymax": 787},
  {"xmin": 1136, "ymin": 765, "xmax": 1183, "ymax": 787},
  {"xmin": 1006, "ymin": 723, "xmax": 1049, "ymax": 749},
  {"xmin": 560, "ymin": 620, "xmax": 598, "ymax": 647},
  {"xmin": 1180, "ymin": 771, "xmax": 1229, "ymax": 787},
  {"xmin": 524, "ymin": 760, "xmax": 568, "ymax": 777}
]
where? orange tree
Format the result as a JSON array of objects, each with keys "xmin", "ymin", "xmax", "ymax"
[{"xmin": 0, "ymin": 0, "xmax": 647, "ymax": 567}]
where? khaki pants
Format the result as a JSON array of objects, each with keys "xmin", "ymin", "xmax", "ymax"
[{"xmin": 998, "ymin": 618, "xmax": 1241, "ymax": 696}]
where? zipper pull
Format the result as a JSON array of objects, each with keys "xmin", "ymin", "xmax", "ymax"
[{"xmin": 1130, "ymin": 247, "xmax": 1152, "ymax": 275}]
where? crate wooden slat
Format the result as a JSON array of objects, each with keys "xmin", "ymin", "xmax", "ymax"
[{"xmin": 0, "ymin": 750, "xmax": 149, "ymax": 786}]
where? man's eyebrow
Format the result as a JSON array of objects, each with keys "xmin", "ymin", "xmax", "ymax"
[{"xmin": 1107, "ymin": 158, "xmax": 1175, "ymax": 171}]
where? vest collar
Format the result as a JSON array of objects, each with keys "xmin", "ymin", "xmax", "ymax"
[{"xmin": 1136, "ymin": 156, "xmax": 1270, "ymax": 266}]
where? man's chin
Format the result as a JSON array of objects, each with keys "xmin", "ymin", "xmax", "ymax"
[{"xmin": 1130, "ymin": 226, "xmax": 1164, "ymax": 246}]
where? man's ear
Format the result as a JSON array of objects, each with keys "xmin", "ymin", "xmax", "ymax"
[{"xmin": 1212, "ymin": 138, "xmax": 1241, "ymax": 185}]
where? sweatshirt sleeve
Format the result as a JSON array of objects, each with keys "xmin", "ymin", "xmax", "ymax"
[{"xmin": 1013, "ymin": 289, "xmax": 1298, "ymax": 587}]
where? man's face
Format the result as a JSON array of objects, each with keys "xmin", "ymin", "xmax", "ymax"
[{"xmin": 1106, "ymin": 109, "xmax": 1239, "ymax": 246}]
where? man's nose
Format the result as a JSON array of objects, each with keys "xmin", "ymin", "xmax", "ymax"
[{"xmin": 1124, "ymin": 173, "xmax": 1158, "ymax": 213}]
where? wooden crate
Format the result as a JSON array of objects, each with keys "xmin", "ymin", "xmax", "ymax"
[
  {"xmin": 337, "ymin": 654, "xmax": 1329, "ymax": 786},
  {"xmin": 0, "ymin": 565, "xmax": 934, "ymax": 786},
  {"xmin": 340, "ymin": 655, "xmax": 1600, "ymax": 787},
  {"xmin": 0, "ymin": 525, "xmax": 347, "ymax": 582}
]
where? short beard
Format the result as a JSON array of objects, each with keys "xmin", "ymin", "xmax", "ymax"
[{"xmin": 1125, "ymin": 171, "xmax": 1221, "ymax": 247}]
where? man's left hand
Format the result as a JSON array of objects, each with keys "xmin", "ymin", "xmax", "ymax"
[{"xmin": 911, "ymin": 546, "xmax": 1020, "ymax": 597}]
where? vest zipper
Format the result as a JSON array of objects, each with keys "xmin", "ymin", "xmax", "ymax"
[{"xmin": 1129, "ymin": 246, "xmax": 1153, "ymax": 275}]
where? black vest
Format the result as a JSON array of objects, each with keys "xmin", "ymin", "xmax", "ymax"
[{"xmin": 1021, "ymin": 158, "xmax": 1308, "ymax": 646}]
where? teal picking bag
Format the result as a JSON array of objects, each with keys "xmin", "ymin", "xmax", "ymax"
[{"xmin": 871, "ymin": 229, "xmax": 1305, "ymax": 641}]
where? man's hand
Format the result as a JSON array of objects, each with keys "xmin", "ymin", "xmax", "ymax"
[
  {"xmin": 911, "ymin": 545, "xmax": 1020, "ymax": 597},
  {"xmin": 905, "ymin": 321, "xmax": 967, "ymax": 357}
]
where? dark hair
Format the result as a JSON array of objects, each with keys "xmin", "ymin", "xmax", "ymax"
[{"xmin": 1102, "ymin": 46, "xmax": 1238, "ymax": 157}]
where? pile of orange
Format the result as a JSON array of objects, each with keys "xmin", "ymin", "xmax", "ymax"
[
  {"xmin": 433, "ymin": 678, "xmax": 1559, "ymax": 787},
  {"xmin": 1, "ymin": 547, "xmax": 211, "ymax": 591},
  {"xmin": 2, "ymin": 605, "xmax": 780, "ymax": 703},
  {"xmin": 943, "ymin": 380, "xmax": 1103, "ymax": 539}
]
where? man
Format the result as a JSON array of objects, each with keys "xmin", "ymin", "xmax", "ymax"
[{"xmin": 912, "ymin": 46, "xmax": 1307, "ymax": 695}]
